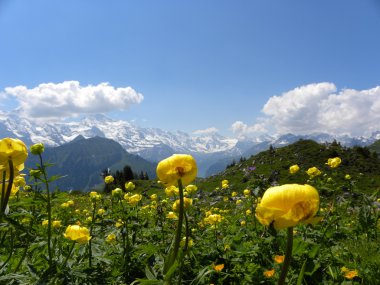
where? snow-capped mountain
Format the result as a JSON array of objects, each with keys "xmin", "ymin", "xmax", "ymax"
[{"xmin": 1, "ymin": 113, "xmax": 379, "ymax": 177}]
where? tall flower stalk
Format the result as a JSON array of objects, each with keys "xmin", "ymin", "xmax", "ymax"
[
  {"xmin": 156, "ymin": 154, "xmax": 197, "ymax": 284},
  {"xmin": 255, "ymin": 184, "xmax": 320, "ymax": 284}
]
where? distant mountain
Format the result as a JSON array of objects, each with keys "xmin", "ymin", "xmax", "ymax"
[
  {"xmin": 1, "ymin": 113, "xmax": 380, "ymax": 177},
  {"xmin": 26, "ymin": 136, "xmax": 156, "ymax": 191}
]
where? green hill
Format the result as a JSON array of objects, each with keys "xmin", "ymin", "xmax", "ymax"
[
  {"xmin": 26, "ymin": 136, "xmax": 156, "ymax": 191},
  {"xmin": 368, "ymin": 139, "xmax": 380, "ymax": 156},
  {"xmin": 196, "ymin": 139, "xmax": 380, "ymax": 195}
]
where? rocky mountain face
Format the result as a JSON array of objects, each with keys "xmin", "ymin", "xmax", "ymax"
[{"xmin": 1, "ymin": 113, "xmax": 379, "ymax": 177}]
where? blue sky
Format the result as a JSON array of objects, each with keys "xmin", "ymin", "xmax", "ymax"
[{"xmin": 1, "ymin": 0, "xmax": 380, "ymax": 138}]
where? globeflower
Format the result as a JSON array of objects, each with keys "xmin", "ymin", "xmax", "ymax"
[
  {"xmin": 172, "ymin": 197, "xmax": 193, "ymax": 212},
  {"xmin": 0, "ymin": 138, "xmax": 28, "ymax": 167},
  {"xmin": 104, "ymin": 175, "xmax": 114, "ymax": 184},
  {"xmin": 185, "ymin": 184, "xmax": 198, "ymax": 194},
  {"xmin": 106, "ymin": 233, "xmax": 117, "ymax": 243},
  {"xmin": 255, "ymin": 184, "xmax": 320, "ymax": 229},
  {"xmin": 166, "ymin": 211, "xmax": 178, "ymax": 219},
  {"xmin": 30, "ymin": 143, "xmax": 44, "ymax": 155},
  {"xmin": 52, "ymin": 220, "xmax": 61, "ymax": 229},
  {"xmin": 306, "ymin": 167, "xmax": 322, "ymax": 178},
  {"xmin": 165, "ymin": 185, "xmax": 179, "ymax": 197},
  {"xmin": 204, "ymin": 214, "xmax": 223, "ymax": 225},
  {"xmin": 128, "ymin": 194, "xmax": 142, "ymax": 206},
  {"xmin": 125, "ymin": 181, "xmax": 135, "ymax": 191},
  {"xmin": 112, "ymin": 188, "xmax": 123, "ymax": 198},
  {"xmin": 156, "ymin": 154, "xmax": 197, "ymax": 186},
  {"xmin": 243, "ymin": 189, "xmax": 250, "ymax": 197},
  {"xmin": 63, "ymin": 225, "xmax": 91, "ymax": 244},
  {"xmin": 326, "ymin": 157, "xmax": 341, "ymax": 168},
  {"xmin": 289, "ymin": 164, "xmax": 300, "ymax": 174},
  {"xmin": 221, "ymin": 179, "xmax": 229, "ymax": 189}
]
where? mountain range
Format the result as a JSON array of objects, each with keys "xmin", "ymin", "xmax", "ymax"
[{"xmin": 1, "ymin": 113, "xmax": 380, "ymax": 179}]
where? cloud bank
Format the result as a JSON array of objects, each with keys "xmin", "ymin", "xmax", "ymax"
[
  {"xmin": 232, "ymin": 82, "xmax": 380, "ymax": 137},
  {"xmin": 4, "ymin": 81, "xmax": 144, "ymax": 120},
  {"xmin": 193, "ymin": 127, "xmax": 219, "ymax": 135}
]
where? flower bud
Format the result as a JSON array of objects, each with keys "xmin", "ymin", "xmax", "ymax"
[{"xmin": 30, "ymin": 143, "xmax": 44, "ymax": 155}]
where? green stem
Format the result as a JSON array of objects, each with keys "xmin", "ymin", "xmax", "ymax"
[
  {"xmin": 63, "ymin": 241, "xmax": 76, "ymax": 267},
  {"xmin": 164, "ymin": 179, "xmax": 184, "ymax": 282},
  {"xmin": 1, "ymin": 170, "xmax": 6, "ymax": 215},
  {"xmin": 178, "ymin": 212, "xmax": 190, "ymax": 285},
  {"xmin": 0, "ymin": 229, "xmax": 14, "ymax": 270},
  {"xmin": 278, "ymin": 227, "xmax": 294, "ymax": 285},
  {"xmin": 39, "ymin": 154, "xmax": 53, "ymax": 268},
  {"xmin": 1, "ymin": 160, "xmax": 14, "ymax": 214},
  {"xmin": 89, "ymin": 200, "xmax": 97, "ymax": 268}
]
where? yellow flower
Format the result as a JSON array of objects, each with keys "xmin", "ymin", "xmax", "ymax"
[
  {"xmin": 115, "ymin": 219, "xmax": 124, "ymax": 228},
  {"xmin": 185, "ymin": 184, "xmax": 198, "ymax": 194},
  {"xmin": 67, "ymin": 200, "xmax": 74, "ymax": 206},
  {"xmin": 289, "ymin": 164, "xmax": 300, "ymax": 174},
  {"xmin": 52, "ymin": 220, "xmax": 61, "ymax": 229},
  {"xmin": 63, "ymin": 225, "xmax": 91, "ymax": 244},
  {"xmin": 255, "ymin": 184, "xmax": 320, "ymax": 229},
  {"xmin": 165, "ymin": 185, "xmax": 179, "ymax": 197},
  {"xmin": 274, "ymin": 255, "xmax": 285, "ymax": 264},
  {"xmin": 221, "ymin": 179, "xmax": 229, "ymax": 189},
  {"xmin": 243, "ymin": 189, "xmax": 250, "ymax": 197},
  {"xmin": 213, "ymin": 264, "xmax": 224, "ymax": 272},
  {"xmin": 236, "ymin": 199, "xmax": 242, "ymax": 205},
  {"xmin": 150, "ymin": 194, "xmax": 158, "ymax": 201},
  {"xmin": 306, "ymin": 167, "xmax": 322, "ymax": 178},
  {"xmin": 172, "ymin": 197, "xmax": 193, "ymax": 212},
  {"xmin": 263, "ymin": 269, "xmax": 275, "ymax": 278},
  {"xmin": 89, "ymin": 191, "xmax": 98, "ymax": 199},
  {"xmin": 97, "ymin": 208, "xmax": 105, "ymax": 216},
  {"xmin": 204, "ymin": 214, "xmax": 223, "ymax": 225},
  {"xmin": 343, "ymin": 269, "xmax": 359, "ymax": 279},
  {"xmin": 112, "ymin": 188, "xmax": 123, "ymax": 198},
  {"xmin": 42, "ymin": 219, "xmax": 48, "ymax": 226},
  {"xmin": 0, "ymin": 138, "xmax": 28, "ymax": 167},
  {"xmin": 231, "ymin": 191, "xmax": 237, "ymax": 197},
  {"xmin": 326, "ymin": 157, "xmax": 341, "ymax": 168},
  {"xmin": 30, "ymin": 143, "xmax": 44, "ymax": 155},
  {"xmin": 106, "ymin": 233, "xmax": 117, "ymax": 243},
  {"xmin": 345, "ymin": 174, "xmax": 351, "ymax": 180},
  {"xmin": 166, "ymin": 211, "xmax": 178, "ymax": 219},
  {"xmin": 180, "ymin": 237, "xmax": 194, "ymax": 248},
  {"xmin": 240, "ymin": 220, "xmax": 246, "ymax": 226},
  {"xmin": 14, "ymin": 175, "xmax": 26, "ymax": 187},
  {"xmin": 125, "ymin": 181, "xmax": 135, "ymax": 191},
  {"xmin": 61, "ymin": 202, "xmax": 69, "ymax": 208},
  {"xmin": 104, "ymin": 175, "xmax": 114, "ymax": 184},
  {"xmin": 156, "ymin": 154, "xmax": 197, "ymax": 186},
  {"xmin": 128, "ymin": 194, "xmax": 142, "ymax": 206}
]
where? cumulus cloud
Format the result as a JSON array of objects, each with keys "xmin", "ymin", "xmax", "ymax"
[
  {"xmin": 4, "ymin": 81, "xmax": 144, "ymax": 120},
  {"xmin": 193, "ymin": 127, "xmax": 219, "ymax": 135},
  {"xmin": 231, "ymin": 121, "xmax": 267, "ymax": 138},
  {"xmin": 233, "ymin": 82, "xmax": 380, "ymax": 137}
]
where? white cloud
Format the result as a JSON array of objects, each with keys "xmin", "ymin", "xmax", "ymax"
[
  {"xmin": 4, "ymin": 81, "xmax": 144, "ymax": 120},
  {"xmin": 193, "ymin": 127, "xmax": 219, "ymax": 135},
  {"xmin": 233, "ymin": 82, "xmax": 380, "ymax": 137},
  {"xmin": 231, "ymin": 120, "xmax": 267, "ymax": 138}
]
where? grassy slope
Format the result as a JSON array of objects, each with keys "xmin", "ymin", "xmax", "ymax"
[{"xmin": 195, "ymin": 139, "xmax": 380, "ymax": 195}]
